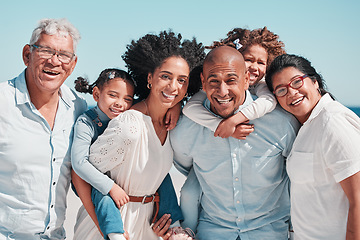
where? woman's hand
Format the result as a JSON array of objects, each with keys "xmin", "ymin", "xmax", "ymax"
[
  {"xmin": 165, "ymin": 102, "xmax": 182, "ymax": 131},
  {"xmin": 152, "ymin": 214, "xmax": 172, "ymax": 239}
]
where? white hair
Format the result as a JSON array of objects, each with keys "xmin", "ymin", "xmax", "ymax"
[{"xmin": 29, "ymin": 18, "xmax": 81, "ymax": 52}]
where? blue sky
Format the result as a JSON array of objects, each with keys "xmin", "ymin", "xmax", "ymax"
[{"xmin": 1, "ymin": 0, "xmax": 359, "ymax": 106}]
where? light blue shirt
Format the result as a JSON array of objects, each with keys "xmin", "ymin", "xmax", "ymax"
[
  {"xmin": 170, "ymin": 91, "xmax": 299, "ymax": 240},
  {"xmin": 71, "ymin": 106, "xmax": 114, "ymax": 195},
  {"xmin": 0, "ymin": 70, "xmax": 87, "ymax": 239}
]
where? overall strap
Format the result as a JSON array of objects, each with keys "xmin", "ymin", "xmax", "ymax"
[{"xmin": 84, "ymin": 108, "xmax": 109, "ymax": 143}]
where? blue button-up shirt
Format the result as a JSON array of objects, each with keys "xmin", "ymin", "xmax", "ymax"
[
  {"xmin": 0, "ymin": 70, "xmax": 87, "ymax": 239},
  {"xmin": 170, "ymin": 91, "xmax": 299, "ymax": 240}
]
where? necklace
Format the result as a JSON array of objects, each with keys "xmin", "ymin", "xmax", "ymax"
[{"xmin": 142, "ymin": 100, "xmax": 167, "ymax": 137}]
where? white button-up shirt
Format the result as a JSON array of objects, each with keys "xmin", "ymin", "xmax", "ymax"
[
  {"xmin": 287, "ymin": 94, "xmax": 360, "ymax": 240},
  {"xmin": 0, "ymin": 70, "xmax": 87, "ymax": 239}
]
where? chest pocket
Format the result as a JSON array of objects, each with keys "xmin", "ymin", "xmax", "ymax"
[{"xmin": 287, "ymin": 151, "xmax": 314, "ymax": 184}]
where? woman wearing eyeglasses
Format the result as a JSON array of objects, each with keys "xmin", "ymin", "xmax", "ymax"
[{"xmin": 265, "ymin": 54, "xmax": 360, "ymax": 240}]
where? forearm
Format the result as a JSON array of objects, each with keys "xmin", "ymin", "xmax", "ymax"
[{"xmin": 346, "ymin": 203, "xmax": 360, "ymax": 239}]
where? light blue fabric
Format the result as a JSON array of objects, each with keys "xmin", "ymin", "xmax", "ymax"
[
  {"xmin": 71, "ymin": 106, "xmax": 114, "ymax": 195},
  {"xmin": 0, "ymin": 70, "xmax": 87, "ymax": 239},
  {"xmin": 170, "ymin": 91, "xmax": 300, "ymax": 240}
]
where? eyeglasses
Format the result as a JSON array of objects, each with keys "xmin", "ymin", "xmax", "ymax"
[
  {"xmin": 31, "ymin": 44, "xmax": 75, "ymax": 64},
  {"xmin": 273, "ymin": 74, "xmax": 308, "ymax": 97}
]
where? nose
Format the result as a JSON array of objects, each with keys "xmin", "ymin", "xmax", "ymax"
[
  {"xmin": 287, "ymin": 86, "xmax": 299, "ymax": 96},
  {"xmin": 114, "ymin": 99, "xmax": 125, "ymax": 110},
  {"xmin": 218, "ymin": 82, "xmax": 229, "ymax": 96},
  {"xmin": 48, "ymin": 53, "xmax": 62, "ymax": 65},
  {"xmin": 168, "ymin": 79, "xmax": 177, "ymax": 90}
]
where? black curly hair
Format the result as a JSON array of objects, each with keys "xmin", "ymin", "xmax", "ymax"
[
  {"xmin": 208, "ymin": 27, "xmax": 286, "ymax": 68},
  {"xmin": 74, "ymin": 68, "xmax": 135, "ymax": 94},
  {"xmin": 122, "ymin": 30, "xmax": 205, "ymax": 100}
]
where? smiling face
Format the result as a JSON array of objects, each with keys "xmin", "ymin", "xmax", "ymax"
[
  {"xmin": 201, "ymin": 47, "xmax": 249, "ymax": 119},
  {"xmin": 272, "ymin": 67, "xmax": 321, "ymax": 123},
  {"xmin": 23, "ymin": 33, "xmax": 77, "ymax": 96},
  {"xmin": 147, "ymin": 56, "xmax": 190, "ymax": 109},
  {"xmin": 242, "ymin": 44, "xmax": 268, "ymax": 86},
  {"xmin": 93, "ymin": 78, "xmax": 134, "ymax": 119}
]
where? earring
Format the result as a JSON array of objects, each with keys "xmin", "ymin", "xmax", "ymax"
[
  {"xmin": 147, "ymin": 83, "xmax": 152, "ymax": 89},
  {"xmin": 184, "ymin": 93, "xmax": 188, "ymax": 98}
]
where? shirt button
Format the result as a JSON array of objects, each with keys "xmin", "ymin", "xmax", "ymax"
[
  {"xmin": 235, "ymin": 177, "xmax": 239, "ymax": 181},
  {"xmin": 47, "ymin": 226, "xmax": 50, "ymax": 230},
  {"xmin": 51, "ymin": 205, "xmax": 54, "ymax": 208},
  {"xmin": 53, "ymin": 182, "xmax": 56, "ymax": 185},
  {"xmin": 237, "ymin": 200, "xmax": 240, "ymax": 204},
  {"xmin": 53, "ymin": 158, "xmax": 56, "ymax": 162},
  {"xmin": 237, "ymin": 218, "xmax": 242, "ymax": 222},
  {"xmin": 232, "ymin": 153, "xmax": 236, "ymax": 158}
]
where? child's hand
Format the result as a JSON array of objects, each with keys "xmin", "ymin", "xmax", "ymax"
[
  {"xmin": 165, "ymin": 102, "xmax": 182, "ymax": 131},
  {"xmin": 214, "ymin": 116, "xmax": 238, "ymax": 138},
  {"xmin": 214, "ymin": 112, "xmax": 249, "ymax": 138},
  {"xmin": 231, "ymin": 121, "xmax": 254, "ymax": 140},
  {"xmin": 109, "ymin": 183, "xmax": 129, "ymax": 209}
]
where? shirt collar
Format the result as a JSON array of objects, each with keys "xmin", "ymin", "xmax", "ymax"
[
  {"xmin": 203, "ymin": 90, "xmax": 254, "ymax": 118},
  {"xmin": 303, "ymin": 93, "xmax": 333, "ymax": 125},
  {"xmin": 15, "ymin": 69, "xmax": 73, "ymax": 109}
]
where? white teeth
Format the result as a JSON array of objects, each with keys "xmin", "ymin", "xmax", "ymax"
[
  {"xmin": 44, "ymin": 70, "xmax": 59, "ymax": 75},
  {"xmin": 291, "ymin": 97, "xmax": 304, "ymax": 105},
  {"xmin": 110, "ymin": 108, "xmax": 120, "ymax": 113},
  {"xmin": 217, "ymin": 98, "xmax": 231, "ymax": 104},
  {"xmin": 163, "ymin": 92, "xmax": 176, "ymax": 99}
]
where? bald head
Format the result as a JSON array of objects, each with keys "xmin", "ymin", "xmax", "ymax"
[{"xmin": 204, "ymin": 46, "xmax": 246, "ymax": 73}]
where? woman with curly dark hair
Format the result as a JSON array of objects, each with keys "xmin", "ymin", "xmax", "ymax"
[
  {"xmin": 73, "ymin": 30, "xmax": 205, "ymax": 240},
  {"xmin": 179, "ymin": 27, "xmax": 287, "ymax": 233}
]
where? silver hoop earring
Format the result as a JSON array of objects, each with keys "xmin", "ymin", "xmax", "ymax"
[{"xmin": 147, "ymin": 83, "xmax": 152, "ymax": 89}]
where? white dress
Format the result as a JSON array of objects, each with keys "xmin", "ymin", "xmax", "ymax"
[{"xmin": 73, "ymin": 110, "xmax": 173, "ymax": 240}]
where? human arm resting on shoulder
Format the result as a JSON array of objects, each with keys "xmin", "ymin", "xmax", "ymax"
[
  {"xmin": 165, "ymin": 102, "xmax": 182, "ymax": 131},
  {"xmin": 214, "ymin": 80, "xmax": 275, "ymax": 138},
  {"xmin": 182, "ymin": 90, "xmax": 221, "ymax": 132},
  {"xmin": 241, "ymin": 79, "xmax": 277, "ymax": 120},
  {"xmin": 340, "ymin": 172, "xmax": 360, "ymax": 240}
]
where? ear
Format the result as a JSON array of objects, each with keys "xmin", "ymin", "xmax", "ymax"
[
  {"xmin": 92, "ymin": 86, "xmax": 100, "ymax": 102},
  {"xmin": 22, "ymin": 44, "xmax": 31, "ymax": 66},
  {"xmin": 200, "ymin": 72, "xmax": 206, "ymax": 91},
  {"xmin": 243, "ymin": 71, "xmax": 250, "ymax": 90},
  {"xmin": 147, "ymin": 73, "xmax": 152, "ymax": 85}
]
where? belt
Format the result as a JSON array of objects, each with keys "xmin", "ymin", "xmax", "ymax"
[
  {"xmin": 129, "ymin": 193, "xmax": 160, "ymax": 204},
  {"xmin": 129, "ymin": 192, "xmax": 160, "ymax": 223}
]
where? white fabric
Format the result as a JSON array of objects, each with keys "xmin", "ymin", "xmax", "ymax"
[
  {"xmin": 287, "ymin": 94, "xmax": 360, "ymax": 240},
  {"xmin": 74, "ymin": 110, "xmax": 173, "ymax": 240}
]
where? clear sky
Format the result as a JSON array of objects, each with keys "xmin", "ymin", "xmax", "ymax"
[{"xmin": 1, "ymin": 0, "xmax": 359, "ymax": 106}]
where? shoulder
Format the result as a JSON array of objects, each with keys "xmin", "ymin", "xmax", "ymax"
[
  {"xmin": 317, "ymin": 101, "xmax": 360, "ymax": 134},
  {"xmin": 170, "ymin": 114, "xmax": 205, "ymax": 141},
  {"xmin": 255, "ymin": 105, "xmax": 300, "ymax": 131},
  {"xmin": 60, "ymin": 84, "xmax": 87, "ymax": 112}
]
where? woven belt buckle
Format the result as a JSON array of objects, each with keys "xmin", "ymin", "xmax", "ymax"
[{"xmin": 141, "ymin": 194, "xmax": 155, "ymax": 204}]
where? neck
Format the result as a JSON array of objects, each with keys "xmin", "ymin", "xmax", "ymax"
[
  {"xmin": 143, "ymin": 95, "xmax": 168, "ymax": 126},
  {"xmin": 26, "ymin": 80, "xmax": 60, "ymax": 130}
]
